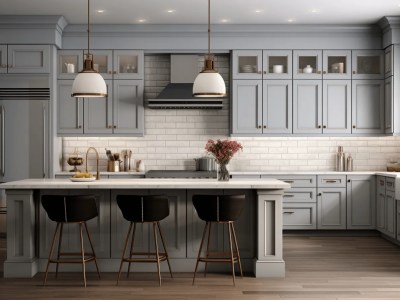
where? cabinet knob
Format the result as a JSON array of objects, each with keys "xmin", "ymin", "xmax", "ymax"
[
  {"xmin": 113, "ymin": 71, "xmax": 117, "ymax": 74},
  {"xmin": 263, "ymin": 71, "xmax": 267, "ymax": 74},
  {"xmin": 78, "ymin": 125, "xmax": 82, "ymax": 129},
  {"xmin": 323, "ymin": 125, "xmax": 326, "ymax": 128},
  {"xmin": 113, "ymin": 125, "xmax": 117, "ymax": 129},
  {"xmin": 108, "ymin": 71, "xmax": 112, "ymax": 74},
  {"xmin": 353, "ymin": 71, "xmax": 356, "ymax": 74},
  {"xmin": 348, "ymin": 179, "xmax": 351, "ymax": 182},
  {"xmin": 317, "ymin": 70, "xmax": 321, "ymax": 74},
  {"xmin": 318, "ymin": 193, "xmax": 322, "ymax": 196},
  {"xmin": 323, "ymin": 71, "xmax": 326, "ymax": 74},
  {"xmin": 318, "ymin": 125, "xmax": 321, "ymax": 128},
  {"xmin": 263, "ymin": 125, "xmax": 267, "ymax": 129},
  {"xmin": 353, "ymin": 125, "xmax": 356, "ymax": 129},
  {"xmin": 257, "ymin": 125, "xmax": 262, "ymax": 129},
  {"xmin": 107, "ymin": 126, "xmax": 112, "ymax": 129}
]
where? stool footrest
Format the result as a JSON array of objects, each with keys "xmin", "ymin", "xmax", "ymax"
[
  {"xmin": 123, "ymin": 252, "xmax": 168, "ymax": 263},
  {"xmin": 49, "ymin": 252, "xmax": 96, "ymax": 264}
]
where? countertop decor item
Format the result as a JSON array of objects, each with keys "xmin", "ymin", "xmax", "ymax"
[
  {"xmin": 67, "ymin": 148, "xmax": 84, "ymax": 172},
  {"xmin": 71, "ymin": 0, "xmax": 107, "ymax": 98},
  {"xmin": 192, "ymin": 0, "xmax": 226, "ymax": 98},
  {"xmin": 205, "ymin": 139, "xmax": 243, "ymax": 181},
  {"xmin": 335, "ymin": 146, "xmax": 346, "ymax": 172}
]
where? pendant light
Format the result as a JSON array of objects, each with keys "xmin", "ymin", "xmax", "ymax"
[
  {"xmin": 192, "ymin": 0, "xmax": 226, "ymax": 97},
  {"xmin": 71, "ymin": 0, "xmax": 107, "ymax": 98}
]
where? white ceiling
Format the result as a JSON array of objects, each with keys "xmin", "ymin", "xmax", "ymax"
[{"xmin": 0, "ymin": 0, "xmax": 399, "ymax": 25}]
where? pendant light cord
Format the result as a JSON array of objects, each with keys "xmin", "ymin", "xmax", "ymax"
[
  {"xmin": 208, "ymin": 0, "xmax": 211, "ymax": 57},
  {"xmin": 87, "ymin": 0, "xmax": 90, "ymax": 57}
]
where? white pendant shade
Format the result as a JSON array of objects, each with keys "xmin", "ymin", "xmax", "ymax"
[
  {"xmin": 193, "ymin": 71, "xmax": 226, "ymax": 97},
  {"xmin": 71, "ymin": 71, "xmax": 107, "ymax": 98}
]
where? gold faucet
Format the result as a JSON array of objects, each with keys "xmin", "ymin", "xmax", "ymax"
[{"xmin": 85, "ymin": 147, "xmax": 100, "ymax": 180}]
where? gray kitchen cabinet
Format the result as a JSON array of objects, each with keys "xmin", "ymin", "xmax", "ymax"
[
  {"xmin": 376, "ymin": 177, "xmax": 386, "ymax": 232},
  {"xmin": 317, "ymin": 187, "xmax": 346, "ymax": 229},
  {"xmin": 293, "ymin": 50, "xmax": 323, "ymax": 79},
  {"xmin": 113, "ymin": 50, "xmax": 144, "ymax": 80},
  {"xmin": 263, "ymin": 50, "xmax": 292, "ymax": 80},
  {"xmin": 92, "ymin": 50, "xmax": 113, "ymax": 79},
  {"xmin": 351, "ymin": 79, "xmax": 384, "ymax": 134},
  {"xmin": 322, "ymin": 80, "xmax": 351, "ymax": 134},
  {"xmin": 231, "ymin": 80, "xmax": 262, "ymax": 134},
  {"xmin": 58, "ymin": 50, "xmax": 84, "ymax": 79},
  {"xmin": 385, "ymin": 190, "xmax": 396, "ymax": 239},
  {"xmin": 0, "ymin": 45, "xmax": 50, "ymax": 74},
  {"xmin": 57, "ymin": 80, "xmax": 84, "ymax": 135},
  {"xmin": 262, "ymin": 80, "xmax": 292, "ymax": 133},
  {"xmin": 283, "ymin": 203, "xmax": 317, "ymax": 230},
  {"xmin": 352, "ymin": 50, "xmax": 384, "ymax": 80},
  {"xmin": 39, "ymin": 189, "xmax": 111, "ymax": 259},
  {"xmin": 385, "ymin": 45, "xmax": 393, "ymax": 78},
  {"xmin": 385, "ymin": 76, "xmax": 393, "ymax": 133},
  {"xmin": 376, "ymin": 176, "xmax": 396, "ymax": 239},
  {"xmin": 322, "ymin": 50, "xmax": 352, "ymax": 80},
  {"xmin": 232, "ymin": 50, "xmax": 263, "ymax": 80},
  {"xmin": 293, "ymin": 80, "xmax": 322, "ymax": 134},
  {"xmin": 346, "ymin": 175, "xmax": 375, "ymax": 229}
]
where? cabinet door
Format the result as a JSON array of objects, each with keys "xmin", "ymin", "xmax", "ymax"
[
  {"xmin": 57, "ymin": 80, "xmax": 84, "ymax": 135},
  {"xmin": 283, "ymin": 203, "xmax": 317, "ymax": 230},
  {"xmin": 317, "ymin": 188, "xmax": 346, "ymax": 229},
  {"xmin": 322, "ymin": 80, "xmax": 351, "ymax": 134},
  {"xmin": 293, "ymin": 50, "xmax": 322, "ymax": 79},
  {"xmin": 377, "ymin": 189, "xmax": 386, "ymax": 233},
  {"xmin": 232, "ymin": 50, "xmax": 263, "ymax": 79},
  {"xmin": 262, "ymin": 80, "xmax": 292, "ymax": 133},
  {"xmin": 84, "ymin": 80, "xmax": 113, "ymax": 134},
  {"xmin": 293, "ymin": 80, "xmax": 322, "ymax": 134},
  {"xmin": 231, "ymin": 80, "xmax": 262, "ymax": 134},
  {"xmin": 346, "ymin": 175, "xmax": 375, "ymax": 229},
  {"xmin": 7, "ymin": 45, "xmax": 50, "ymax": 73},
  {"xmin": 385, "ymin": 77, "xmax": 393, "ymax": 134},
  {"xmin": 263, "ymin": 50, "xmax": 292, "ymax": 80},
  {"xmin": 113, "ymin": 80, "xmax": 144, "ymax": 135},
  {"xmin": 385, "ymin": 45, "xmax": 393, "ymax": 78},
  {"xmin": 322, "ymin": 50, "xmax": 351, "ymax": 80},
  {"xmin": 113, "ymin": 50, "xmax": 144, "ymax": 79},
  {"xmin": 352, "ymin": 50, "xmax": 384, "ymax": 80},
  {"xmin": 92, "ymin": 50, "xmax": 113, "ymax": 80},
  {"xmin": 58, "ymin": 50, "xmax": 84, "ymax": 79},
  {"xmin": 351, "ymin": 80, "xmax": 384, "ymax": 134},
  {"xmin": 386, "ymin": 190, "xmax": 396, "ymax": 239},
  {"xmin": 0, "ymin": 45, "xmax": 6, "ymax": 74}
]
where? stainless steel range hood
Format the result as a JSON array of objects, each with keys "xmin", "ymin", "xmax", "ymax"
[{"xmin": 147, "ymin": 55, "xmax": 224, "ymax": 109}]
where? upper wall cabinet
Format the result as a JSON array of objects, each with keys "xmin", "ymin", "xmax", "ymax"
[
  {"xmin": 232, "ymin": 50, "xmax": 263, "ymax": 80},
  {"xmin": 293, "ymin": 50, "xmax": 322, "ymax": 79},
  {"xmin": 58, "ymin": 50, "xmax": 84, "ymax": 79},
  {"xmin": 322, "ymin": 50, "xmax": 351, "ymax": 80},
  {"xmin": 352, "ymin": 50, "xmax": 384, "ymax": 80},
  {"xmin": 384, "ymin": 45, "xmax": 393, "ymax": 78},
  {"xmin": 263, "ymin": 50, "xmax": 292, "ymax": 80},
  {"xmin": 0, "ymin": 45, "xmax": 50, "ymax": 74}
]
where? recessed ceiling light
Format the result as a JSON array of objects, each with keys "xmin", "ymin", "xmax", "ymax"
[
  {"xmin": 311, "ymin": 9, "xmax": 320, "ymax": 13},
  {"xmin": 287, "ymin": 19, "xmax": 294, "ymax": 23},
  {"xmin": 255, "ymin": 9, "xmax": 263, "ymax": 13},
  {"xmin": 221, "ymin": 19, "xmax": 229, "ymax": 23},
  {"xmin": 167, "ymin": 9, "xmax": 175, "ymax": 13},
  {"xmin": 138, "ymin": 19, "xmax": 146, "ymax": 23},
  {"xmin": 96, "ymin": 10, "xmax": 104, "ymax": 13}
]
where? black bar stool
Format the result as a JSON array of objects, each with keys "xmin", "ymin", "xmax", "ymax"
[
  {"xmin": 116, "ymin": 195, "xmax": 173, "ymax": 286},
  {"xmin": 41, "ymin": 195, "xmax": 100, "ymax": 287},
  {"xmin": 192, "ymin": 194, "xmax": 245, "ymax": 286}
]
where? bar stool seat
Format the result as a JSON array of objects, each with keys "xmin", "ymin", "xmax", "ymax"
[
  {"xmin": 116, "ymin": 195, "xmax": 173, "ymax": 286},
  {"xmin": 192, "ymin": 194, "xmax": 246, "ymax": 286},
  {"xmin": 41, "ymin": 194, "xmax": 100, "ymax": 287}
]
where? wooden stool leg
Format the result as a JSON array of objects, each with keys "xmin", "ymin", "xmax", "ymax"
[
  {"xmin": 79, "ymin": 223, "xmax": 87, "ymax": 287},
  {"xmin": 153, "ymin": 222, "xmax": 162, "ymax": 286},
  {"xmin": 127, "ymin": 222, "xmax": 136, "ymax": 278},
  {"xmin": 204, "ymin": 222, "xmax": 212, "ymax": 277},
  {"xmin": 117, "ymin": 222, "xmax": 133, "ymax": 285},
  {"xmin": 44, "ymin": 223, "xmax": 60, "ymax": 286},
  {"xmin": 227, "ymin": 222, "xmax": 236, "ymax": 287},
  {"xmin": 193, "ymin": 222, "xmax": 209, "ymax": 285},
  {"xmin": 55, "ymin": 223, "xmax": 63, "ymax": 279},
  {"xmin": 231, "ymin": 222, "xmax": 243, "ymax": 279},
  {"xmin": 84, "ymin": 222, "xmax": 100, "ymax": 279},
  {"xmin": 157, "ymin": 222, "xmax": 173, "ymax": 278}
]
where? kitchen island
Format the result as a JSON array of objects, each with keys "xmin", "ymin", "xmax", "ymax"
[{"xmin": 2, "ymin": 178, "xmax": 290, "ymax": 278}]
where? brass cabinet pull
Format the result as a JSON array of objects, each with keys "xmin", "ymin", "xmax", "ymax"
[
  {"xmin": 283, "ymin": 194, "xmax": 295, "ymax": 197},
  {"xmin": 283, "ymin": 211, "xmax": 295, "ymax": 214},
  {"xmin": 284, "ymin": 180, "xmax": 294, "ymax": 183},
  {"xmin": 326, "ymin": 180, "xmax": 337, "ymax": 183}
]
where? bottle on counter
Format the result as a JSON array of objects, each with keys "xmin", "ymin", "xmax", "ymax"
[
  {"xmin": 335, "ymin": 146, "xmax": 346, "ymax": 172},
  {"xmin": 346, "ymin": 154, "xmax": 353, "ymax": 171}
]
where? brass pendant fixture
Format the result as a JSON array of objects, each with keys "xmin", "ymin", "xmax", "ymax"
[
  {"xmin": 71, "ymin": 0, "xmax": 107, "ymax": 98},
  {"xmin": 192, "ymin": 0, "xmax": 226, "ymax": 98}
]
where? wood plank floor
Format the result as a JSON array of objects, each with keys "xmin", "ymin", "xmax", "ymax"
[{"xmin": 2, "ymin": 235, "xmax": 400, "ymax": 299}]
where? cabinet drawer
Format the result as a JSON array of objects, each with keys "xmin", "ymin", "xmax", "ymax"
[
  {"xmin": 283, "ymin": 203, "xmax": 317, "ymax": 230},
  {"xmin": 283, "ymin": 188, "xmax": 316, "ymax": 203},
  {"xmin": 317, "ymin": 175, "xmax": 346, "ymax": 188},
  {"xmin": 377, "ymin": 176, "xmax": 386, "ymax": 195},
  {"xmin": 261, "ymin": 175, "xmax": 316, "ymax": 188},
  {"xmin": 386, "ymin": 177, "xmax": 395, "ymax": 191}
]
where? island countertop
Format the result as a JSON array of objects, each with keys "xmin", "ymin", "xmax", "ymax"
[{"xmin": 0, "ymin": 178, "xmax": 291, "ymax": 190}]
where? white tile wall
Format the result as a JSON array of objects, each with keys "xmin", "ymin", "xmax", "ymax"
[{"xmin": 62, "ymin": 55, "xmax": 400, "ymax": 172}]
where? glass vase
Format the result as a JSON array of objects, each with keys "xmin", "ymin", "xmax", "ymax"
[{"xmin": 217, "ymin": 162, "xmax": 230, "ymax": 181}]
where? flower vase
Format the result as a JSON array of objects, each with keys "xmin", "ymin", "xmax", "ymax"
[{"xmin": 217, "ymin": 162, "xmax": 230, "ymax": 181}]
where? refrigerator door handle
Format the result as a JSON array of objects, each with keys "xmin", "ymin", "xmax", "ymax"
[
  {"xmin": 42, "ymin": 104, "xmax": 46, "ymax": 178},
  {"xmin": 1, "ymin": 105, "xmax": 4, "ymax": 177}
]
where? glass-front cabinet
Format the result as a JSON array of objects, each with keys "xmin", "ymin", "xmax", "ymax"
[
  {"xmin": 322, "ymin": 50, "xmax": 351, "ymax": 80},
  {"xmin": 352, "ymin": 50, "xmax": 384, "ymax": 79},
  {"xmin": 113, "ymin": 50, "xmax": 144, "ymax": 80},
  {"xmin": 232, "ymin": 50, "xmax": 263, "ymax": 79},
  {"xmin": 293, "ymin": 50, "xmax": 323, "ymax": 79},
  {"xmin": 58, "ymin": 50, "xmax": 84, "ymax": 79},
  {"xmin": 92, "ymin": 50, "xmax": 113, "ymax": 79},
  {"xmin": 263, "ymin": 50, "xmax": 292, "ymax": 79}
]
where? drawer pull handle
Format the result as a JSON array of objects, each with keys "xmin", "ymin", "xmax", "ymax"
[
  {"xmin": 325, "ymin": 180, "xmax": 337, "ymax": 183},
  {"xmin": 284, "ymin": 180, "xmax": 294, "ymax": 183},
  {"xmin": 283, "ymin": 194, "xmax": 295, "ymax": 197},
  {"xmin": 283, "ymin": 211, "xmax": 295, "ymax": 214}
]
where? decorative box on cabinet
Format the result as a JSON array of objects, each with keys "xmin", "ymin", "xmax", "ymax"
[
  {"xmin": 352, "ymin": 50, "xmax": 384, "ymax": 80},
  {"xmin": 0, "ymin": 45, "xmax": 50, "ymax": 74},
  {"xmin": 351, "ymin": 79, "xmax": 384, "ymax": 134},
  {"xmin": 346, "ymin": 175, "xmax": 375, "ymax": 229}
]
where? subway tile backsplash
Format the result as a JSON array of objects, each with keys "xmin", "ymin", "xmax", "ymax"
[{"xmin": 62, "ymin": 55, "xmax": 400, "ymax": 172}]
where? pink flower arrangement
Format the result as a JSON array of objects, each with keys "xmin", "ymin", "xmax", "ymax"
[{"xmin": 205, "ymin": 139, "xmax": 243, "ymax": 165}]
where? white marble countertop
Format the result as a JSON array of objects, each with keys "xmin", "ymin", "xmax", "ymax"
[
  {"xmin": 0, "ymin": 178, "xmax": 291, "ymax": 190},
  {"xmin": 56, "ymin": 171, "xmax": 145, "ymax": 176},
  {"xmin": 230, "ymin": 171, "xmax": 379, "ymax": 175}
]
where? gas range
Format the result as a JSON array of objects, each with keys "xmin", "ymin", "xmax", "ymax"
[{"xmin": 145, "ymin": 170, "xmax": 217, "ymax": 179}]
